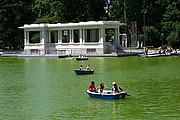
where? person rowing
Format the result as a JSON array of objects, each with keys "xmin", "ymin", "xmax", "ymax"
[{"xmin": 112, "ymin": 82, "xmax": 123, "ymax": 93}]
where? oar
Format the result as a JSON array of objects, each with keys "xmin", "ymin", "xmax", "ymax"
[
  {"xmin": 126, "ymin": 93, "xmax": 131, "ymax": 96},
  {"xmin": 119, "ymin": 87, "xmax": 131, "ymax": 96},
  {"xmin": 119, "ymin": 87, "xmax": 123, "ymax": 91}
]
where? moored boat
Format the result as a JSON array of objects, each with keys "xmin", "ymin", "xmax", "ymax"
[
  {"xmin": 86, "ymin": 90, "xmax": 127, "ymax": 99},
  {"xmin": 74, "ymin": 69, "xmax": 94, "ymax": 75}
]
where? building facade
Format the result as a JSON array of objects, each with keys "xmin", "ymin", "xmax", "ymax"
[{"xmin": 19, "ymin": 21, "xmax": 126, "ymax": 55}]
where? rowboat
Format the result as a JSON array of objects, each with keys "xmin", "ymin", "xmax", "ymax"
[
  {"xmin": 86, "ymin": 90, "xmax": 127, "ymax": 99},
  {"xmin": 76, "ymin": 57, "xmax": 88, "ymax": 61},
  {"xmin": 159, "ymin": 52, "xmax": 171, "ymax": 57},
  {"xmin": 138, "ymin": 53, "xmax": 160, "ymax": 58},
  {"xmin": 74, "ymin": 69, "xmax": 94, "ymax": 75}
]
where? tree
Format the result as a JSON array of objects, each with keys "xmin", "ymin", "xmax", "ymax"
[
  {"xmin": 166, "ymin": 24, "xmax": 180, "ymax": 48},
  {"xmin": 145, "ymin": 26, "xmax": 160, "ymax": 47},
  {"xmin": 108, "ymin": 0, "xmax": 124, "ymax": 21},
  {"xmin": 0, "ymin": 0, "xmax": 34, "ymax": 49},
  {"xmin": 59, "ymin": 0, "xmax": 106, "ymax": 22},
  {"xmin": 161, "ymin": 0, "xmax": 180, "ymax": 48},
  {"xmin": 0, "ymin": 0, "xmax": 180, "ymax": 49},
  {"xmin": 32, "ymin": 0, "xmax": 106, "ymax": 23},
  {"xmin": 31, "ymin": 0, "xmax": 57, "ymax": 23}
]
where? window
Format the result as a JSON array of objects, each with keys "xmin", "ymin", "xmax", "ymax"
[
  {"xmin": 29, "ymin": 31, "xmax": 40, "ymax": 43},
  {"xmin": 87, "ymin": 49, "xmax": 96, "ymax": 54},
  {"xmin": 50, "ymin": 31, "xmax": 58, "ymax": 43}
]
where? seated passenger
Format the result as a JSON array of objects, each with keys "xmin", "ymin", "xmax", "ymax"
[
  {"xmin": 86, "ymin": 64, "xmax": 91, "ymax": 71},
  {"xmin": 96, "ymin": 83, "xmax": 108, "ymax": 93},
  {"xmin": 79, "ymin": 65, "xmax": 83, "ymax": 70},
  {"xmin": 112, "ymin": 82, "xmax": 123, "ymax": 93},
  {"xmin": 79, "ymin": 54, "xmax": 82, "ymax": 58},
  {"xmin": 88, "ymin": 81, "xmax": 96, "ymax": 92}
]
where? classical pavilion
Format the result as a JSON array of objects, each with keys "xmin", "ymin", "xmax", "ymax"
[{"xmin": 19, "ymin": 21, "xmax": 127, "ymax": 56}]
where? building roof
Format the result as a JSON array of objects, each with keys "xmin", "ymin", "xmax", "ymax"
[{"xmin": 19, "ymin": 21, "xmax": 126, "ymax": 30}]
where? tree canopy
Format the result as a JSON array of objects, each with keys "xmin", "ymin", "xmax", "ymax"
[{"xmin": 0, "ymin": 0, "xmax": 179, "ymax": 49}]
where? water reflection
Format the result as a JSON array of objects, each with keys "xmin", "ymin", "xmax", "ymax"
[{"xmin": 85, "ymin": 98, "xmax": 127, "ymax": 119}]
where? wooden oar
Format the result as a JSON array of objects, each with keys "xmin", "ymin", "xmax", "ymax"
[{"xmin": 126, "ymin": 93, "xmax": 131, "ymax": 96}]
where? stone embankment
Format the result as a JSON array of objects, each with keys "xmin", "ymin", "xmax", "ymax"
[{"xmin": 0, "ymin": 48, "xmax": 164, "ymax": 58}]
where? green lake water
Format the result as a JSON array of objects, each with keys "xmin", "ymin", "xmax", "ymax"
[{"xmin": 0, "ymin": 56, "xmax": 179, "ymax": 120}]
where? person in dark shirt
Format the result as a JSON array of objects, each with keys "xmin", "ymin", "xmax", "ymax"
[
  {"xmin": 112, "ymin": 82, "xmax": 123, "ymax": 93},
  {"xmin": 96, "ymin": 83, "xmax": 108, "ymax": 93}
]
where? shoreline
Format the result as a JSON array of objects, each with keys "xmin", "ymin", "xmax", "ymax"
[{"xmin": 0, "ymin": 48, "xmax": 179, "ymax": 58}]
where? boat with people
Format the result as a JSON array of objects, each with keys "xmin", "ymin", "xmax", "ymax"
[
  {"xmin": 76, "ymin": 54, "xmax": 88, "ymax": 61},
  {"xmin": 138, "ymin": 52, "xmax": 172, "ymax": 58},
  {"xmin": 86, "ymin": 90, "xmax": 127, "ymax": 99},
  {"xmin": 159, "ymin": 52, "xmax": 171, "ymax": 57},
  {"xmin": 138, "ymin": 46, "xmax": 175, "ymax": 58},
  {"xmin": 74, "ymin": 69, "xmax": 94, "ymax": 75},
  {"xmin": 138, "ymin": 53, "xmax": 160, "ymax": 58},
  {"xmin": 76, "ymin": 57, "xmax": 88, "ymax": 61}
]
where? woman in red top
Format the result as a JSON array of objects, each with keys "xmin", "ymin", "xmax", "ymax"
[{"xmin": 88, "ymin": 81, "xmax": 96, "ymax": 92}]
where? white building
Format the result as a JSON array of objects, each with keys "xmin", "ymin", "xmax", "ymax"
[{"xmin": 19, "ymin": 21, "xmax": 126, "ymax": 56}]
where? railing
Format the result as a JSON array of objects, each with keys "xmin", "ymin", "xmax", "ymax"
[
  {"xmin": 26, "ymin": 43, "xmax": 44, "ymax": 46},
  {"xmin": 54, "ymin": 42, "xmax": 100, "ymax": 46}
]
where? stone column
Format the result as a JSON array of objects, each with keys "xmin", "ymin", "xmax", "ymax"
[
  {"xmin": 114, "ymin": 28, "xmax": 120, "ymax": 42},
  {"xmin": 26, "ymin": 31, "xmax": 29, "ymax": 44},
  {"xmin": 71, "ymin": 30, "xmax": 74, "ymax": 43},
  {"xmin": 69, "ymin": 30, "xmax": 72, "ymax": 43},
  {"xmin": 99, "ymin": 28, "xmax": 105, "ymax": 43},
  {"xmin": 58, "ymin": 30, "xmax": 62, "ymax": 43},
  {"xmin": 49, "ymin": 31, "xmax": 51, "ymax": 43},
  {"xmin": 24, "ymin": 31, "xmax": 27, "ymax": 45},
  {"xmin": 39, "ymin": 31, "xmax": 43, "ymax": 44},
  {"xmin": 79, "ymin": 29, "xmax": 83, "ymax": 44},
  {"xmin": 82, "ymin": 29, "xmax": 85, "ymax": 43},
  {"xmin": 24, "ymin": 31, "xmax": 29, "ymax": 54},
  {"xmin": 117, "ymin": 28, "xmax": 120, "ymax": 42}
]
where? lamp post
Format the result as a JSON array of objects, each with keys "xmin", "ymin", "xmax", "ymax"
[{"xmin": 141, "ymin": 9, "xmax": 147, "ymax": 47}]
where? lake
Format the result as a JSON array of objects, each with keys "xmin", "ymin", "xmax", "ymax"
[{"xmin": 0, "ymin": 56, "xmax": 179, "ymax": 119}]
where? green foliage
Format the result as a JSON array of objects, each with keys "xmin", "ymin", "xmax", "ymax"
[
  {"xmin": 30, "ymin": 33, "xmax": 40, "ymax": 43},
  {"xmin": 109, "ymin": 0, "xmax": 124, "ymax": 21},
  {"xmin": 32, "ymin": 0, "xmax": 62, "ymax": 23},
  {"xmin": 0, "ymin": 0, "xmax": 34, "ymax": 49},
  {"xmin": 161, "ymin": 0, "xmax": 180, "ymax": 48},
  {"xmin": 105, "ymin": 29, "xmax": 115, "ymax": 42},
  {"xmin": 0, "ymin": 0, "xmax": 180, "ymax": 49},
  {"xmin": 166, "ymin": 23, "xmax": 180, "ymax": 48},
  {"xmin": 145, "ymin": 26, "xmax": 160, "ymax": 47},
  {"xmin": 138, "ymin": 34, "xmax": 144, "ymax": 42}
]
